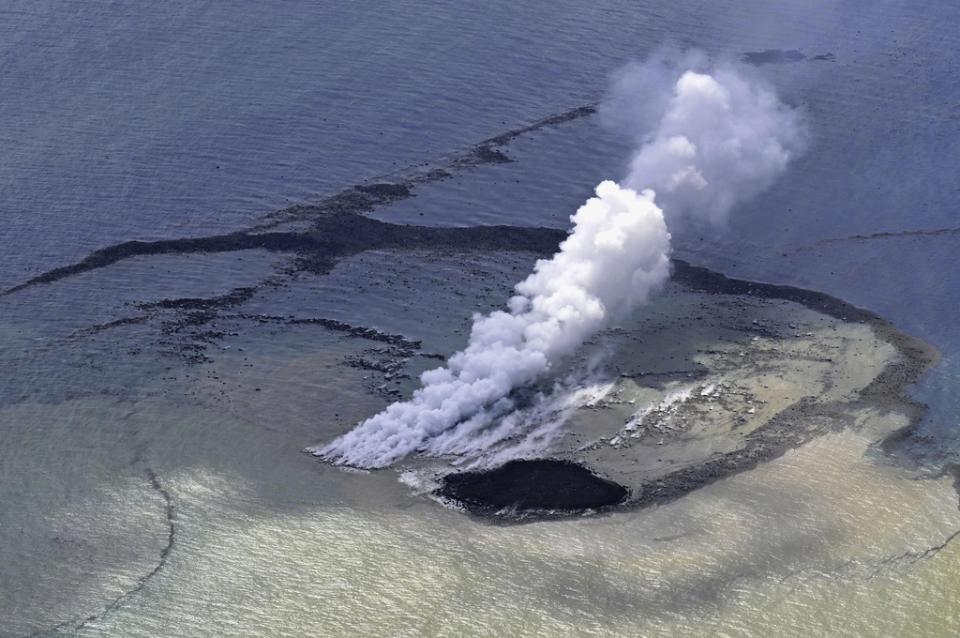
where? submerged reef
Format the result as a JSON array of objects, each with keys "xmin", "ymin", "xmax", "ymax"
[
  {"xmin": 431, "ymin": 262, "xmax": 938, "ymax": 522},
  {"xmin": 5, "ymin": 98, "xmax": 940, "ymax": 525}
]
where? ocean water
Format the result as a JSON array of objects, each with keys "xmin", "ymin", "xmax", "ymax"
[{"xmin": 2, "ymin": 1, "xmax": 959, "ymax": 636}]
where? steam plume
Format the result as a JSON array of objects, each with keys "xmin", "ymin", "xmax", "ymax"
[
  {"xmin": 313, "ymin": 52, "xmax": 806, "ymax": 468},
  {"xmin": 605, "ymin": 53, "xmax": 807, "ymax": 225},
  {"xmin": 317, "ymin": 182, "xmax": 670, "ymax": 467}
]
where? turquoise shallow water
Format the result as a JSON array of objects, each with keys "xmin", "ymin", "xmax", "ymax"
[{"xmin": 2, "ymin": 1, "xmax": 959, "ymax": 635}]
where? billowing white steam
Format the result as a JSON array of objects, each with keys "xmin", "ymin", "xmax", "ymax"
[
  {"xmin": 606, "ymin": 54, "xmax": 807, "ymax": 225},
  {"xmin": 313, "ymin": 52, "xmax": 806, "ymax": 468},
  {"xmin": 317, "ymin": 182, "xmax": 671, "ymax": 467}
]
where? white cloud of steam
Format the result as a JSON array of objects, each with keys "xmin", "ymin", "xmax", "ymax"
[
  {"xmin": 399, "ymin": 372, "xmax": 617, "ymax": 494},
  {"xmin": 314, "ymin": 181, "xmax": 670, "ymax": 468},
  {"xmin": 603, "ymin": 50, "xmax": 808, "ymax": 226},
  {"xmin": 423, "ymin": 354, "xmax": 615, "ymax": 465},
  {"xmin": 312, "ymin": 52, "xmax": 806, "ymax": 469}
]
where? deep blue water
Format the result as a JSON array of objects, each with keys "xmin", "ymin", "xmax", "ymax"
[{"xmin": 1, "ymin": 0, "xmax": 958, "ymax": 576}]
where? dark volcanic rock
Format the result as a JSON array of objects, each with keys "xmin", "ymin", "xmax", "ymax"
[
  {"xmin": 438, "ymin": 459, "xmax": 628, "ymax": 517},
  {"xmin": 354, "ymin": 182, "xmax": 411, "ymax": 200},
  {"xmin": 471, "ymin": 145, "xmax": 513, "ymax": 164},
  {"xmin": 741, "ymin": 49, "xmax": 806, "ymax": 65}
]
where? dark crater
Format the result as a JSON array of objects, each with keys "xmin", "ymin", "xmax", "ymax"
[{"xmin": 437, "ymin": 459, "xmax": 628, "ymax": 518}]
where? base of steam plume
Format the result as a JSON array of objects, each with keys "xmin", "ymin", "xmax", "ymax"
[{"xmin": 309, "ymin": 180, "xmax": 671, "ymax": 469}]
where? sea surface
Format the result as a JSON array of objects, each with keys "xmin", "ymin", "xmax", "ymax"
[{"xmin": 1, "ymin": 1, "xmax": 959, "ymax": 636}]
